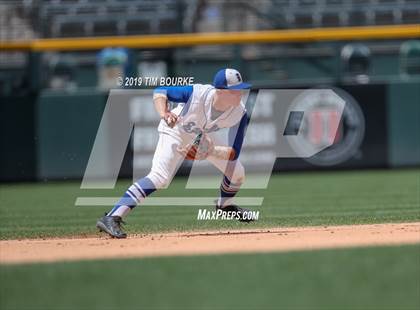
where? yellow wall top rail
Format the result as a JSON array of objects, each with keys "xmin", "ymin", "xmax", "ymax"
[{"xmin": 1, "ymin": 24, "xmax": 419, "ymax": 51}]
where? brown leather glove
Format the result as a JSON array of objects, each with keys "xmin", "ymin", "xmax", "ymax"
[{"xmin": 177, "ymin": 133, "xmax": 214, "ymax": 160}]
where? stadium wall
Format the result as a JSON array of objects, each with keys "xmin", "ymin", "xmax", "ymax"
[{"xmin": 1, "ymin": 80, "xmax": 418, "ymax": 182}]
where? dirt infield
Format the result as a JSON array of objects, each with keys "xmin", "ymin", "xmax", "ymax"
[{"xmin": 1, "ymin": 222, "xmax": 419, "ymax": 265}]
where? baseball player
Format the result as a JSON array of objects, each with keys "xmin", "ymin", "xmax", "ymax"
[{"xmin": 96, "ymin": 68, "xmax": 253, "ymax": 238}]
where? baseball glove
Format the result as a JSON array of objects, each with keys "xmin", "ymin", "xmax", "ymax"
[{"xmin": 178, "ymin": 133, "xmax": 214, "ymax": 160}]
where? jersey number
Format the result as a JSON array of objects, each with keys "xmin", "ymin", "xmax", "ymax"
[{"xmin": 183, "ymin": 122, "xmax": 219, "ymax": 134}]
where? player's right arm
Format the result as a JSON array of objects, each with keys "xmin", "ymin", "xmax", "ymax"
[
  {"xmin": 153, "ymin": 86, "xmax": 193, "ymax": 128},
  {"xmin": 153, "ymin": 96, "xmax": 178, "ymax": 128}
]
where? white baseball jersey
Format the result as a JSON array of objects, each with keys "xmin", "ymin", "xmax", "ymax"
[
  {"xmin": 154, "ymin": 84, "xmax": 246, "ymax": 138},
  {"xmin": 146, "ymin": 83, "xmax": 248, "ymax": 190}
]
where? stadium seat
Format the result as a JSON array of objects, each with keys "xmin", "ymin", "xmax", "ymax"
[
  {"xmin": 93, "ymin": 20, "xmax": 119, "ymax": 36},
  {"xmin": 321, "ymin": 12, "xmax": 341, "ymax": 27},
  {"xmin": 293, "ymin": 12, "xmax": 314, "ymax": 28},
  {"xmin": 401, "ymin": 8, "xmax": 420, "ymax": 24},
  {"xmin": 59, "ymin": 21, "xmax": 86, "ymax": 37},
  {"xmin": 157, "ymin": 19, "xmax": 179, "ymax": 34},
  {"xmin": 347, "ymin": 10, "xmax": 368, "ymax": 26},
  {"xmin": 374, "ymin": 9, "xmax": 396, "ymax": 25},
  {"xmin": 125, "ymin": 19, "xmax": 152, "ymax": 35}
]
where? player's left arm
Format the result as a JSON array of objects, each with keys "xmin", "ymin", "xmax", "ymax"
[{"xmin": 213, "ymin": 113, "xmax": 249, "ymax": 161}]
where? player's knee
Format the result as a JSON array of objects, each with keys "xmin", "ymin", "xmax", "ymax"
[{"xmin": 146, "ymin": 172, "xmax": 171, "ymax": 189}]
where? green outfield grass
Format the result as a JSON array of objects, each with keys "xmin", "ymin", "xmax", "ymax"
[
  {"xmin": 1, "ymin": 245, "xmax": 419, "ymax": 310},
  {"xmin": 0, "ymin": 169, "xmax": 419, "ymax": 239}
]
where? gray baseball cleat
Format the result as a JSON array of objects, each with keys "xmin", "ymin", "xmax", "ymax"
[
  {"xmin": 216, "ymin": 204, "xmax": 255, "ymax": 223},
  {"xmin": 96, "ymin": 214, "xmax": 127, "ymax": 238}
]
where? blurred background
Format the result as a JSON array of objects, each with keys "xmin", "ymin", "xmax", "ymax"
[{"xmin": 0, "ymin": 0, "xmax": 419, "ymax": 182}]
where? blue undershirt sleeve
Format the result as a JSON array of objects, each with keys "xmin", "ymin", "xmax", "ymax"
[{"xmin": 154, "ymin": 86, "xmax": 193, "ymax": 103}]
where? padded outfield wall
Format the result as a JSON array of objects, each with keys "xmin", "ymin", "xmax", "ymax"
[{"xmin": 0, "ymin": 79, "xmax": 418, "ymax": 181}]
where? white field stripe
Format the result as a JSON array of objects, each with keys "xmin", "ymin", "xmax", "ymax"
[{"xmin": 75, "ymin": 197, "xmax": 264, "ymax": 206}]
